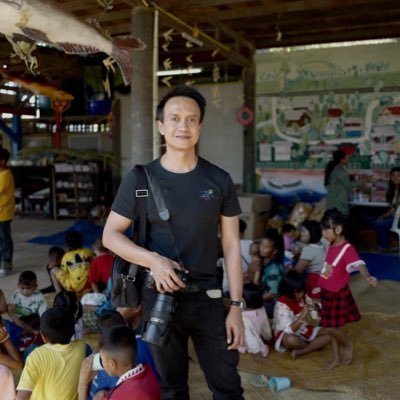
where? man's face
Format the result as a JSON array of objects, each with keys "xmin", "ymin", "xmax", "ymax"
[{"xmin": 157, "ymin": 96, "xmax": 202, "ymax": 151}]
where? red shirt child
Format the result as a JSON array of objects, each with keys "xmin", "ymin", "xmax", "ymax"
[{"xmin": 88, "ymin": 238, "xmax": 114, "ymax": 293}]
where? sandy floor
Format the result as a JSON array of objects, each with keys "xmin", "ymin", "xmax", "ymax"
[{"xmin": 3, "ymin": 217, "xmax": 397, "ymax": 400}]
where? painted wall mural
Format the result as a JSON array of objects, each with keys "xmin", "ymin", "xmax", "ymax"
[{"xmin": 255, "ymin": 42, "xmax": 400, "ymax": 203}]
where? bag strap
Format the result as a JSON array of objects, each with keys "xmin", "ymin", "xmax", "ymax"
[
  {"xmin": 132, "ymin": 165, "xmax": 149, "ymax": 247},
  {"xmin": 332, "ymin": 243, "xmax": 350, "ymax": 267},
  {"xmin": 141, "ymin": 165, "xmax": 183, "ymax": 266}
]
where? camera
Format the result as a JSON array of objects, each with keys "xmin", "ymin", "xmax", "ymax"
[{"xmin": 142, "ymin": 268, "xmax": 189, "ymax": 347}]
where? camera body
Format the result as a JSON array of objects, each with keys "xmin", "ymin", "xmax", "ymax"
[{"xmin": 143, "ymin": 267, "xmax": 190, "ymax": 347}]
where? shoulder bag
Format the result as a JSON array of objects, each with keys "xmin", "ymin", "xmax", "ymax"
[{"xmin": 110, "ymin": 164, "xmax": 171, "ymax": 308}]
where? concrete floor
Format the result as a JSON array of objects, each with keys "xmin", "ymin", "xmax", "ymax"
[{"xmin": 1, "ymin": 218, "xmax": 73, "ymax": 299}]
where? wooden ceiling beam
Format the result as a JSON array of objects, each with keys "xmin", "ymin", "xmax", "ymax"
[
  {"xmin": 174, "ymin": 0, "xmax": 400, "ymax": 22},
  {"xmin": 210, "ymin": 20, "xmax": 255, "ymax": 52},
  {"xmin": 151, "ymin": 4, "xmax": 252, "ymax": 67}
]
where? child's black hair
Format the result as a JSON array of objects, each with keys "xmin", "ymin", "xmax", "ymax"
[
  {"xmin": 239, "ymin": 219, "xmax": 247, "ymax": 234},
  {"xmin": 93, "ymin": 237, "xmax": 107, "ymax": 253},
  {"xmin": 282, "ymin": 223, "xmax": 296, "ymax": 234},
  {"xmin": 53, "ymin": 290, "xmax": 83, "ymax": 322},
  {"xmin": 65, "ymin": 230, "xmax": 83, "ymax": 250},
  {"xmin": 243, "ymin": 283, "xmax": 263, "ymax": 309},
  {"xmin": 263, "ymin": 228, "xmax": 285, "ymax": 264},
  {"xmin": 0, "ymin": 148, "xmax": 10, "ymax": 162},
  {"xmin": 48, "ymin": 246, "xmax": 65, "ymax": 261},
  {"xmin": 279, "ymin": 270, "xmax": 306, "ymax": 300},
  {"xmin": 301, "ymin": 220, "xmax": 322, "ymax": 244},
  {"xmin": 320, "ymin": 208, "xmax": 348, "ymax": 237},
  {"xmin": 40, "ymin": 307, "xmax": 75, "ymax": 344},
  {"xmin": 99, "ymin": 325, "xmax": 137, "ymax": 366},
  {"xmin": 19, "ymin": 270, "xmax": 37, "ymax": 286},
  {"xmin": 97, "ymin": 310, "xmax": 126, "ymax": 337}
]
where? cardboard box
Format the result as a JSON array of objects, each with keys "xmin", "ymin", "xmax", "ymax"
[
  {"xmin": 240, "ymin": 212, "xmax": 267, "ymax": 240},
  {"xmin": 238, "ymin": 193, "xmax": 272, "ymax": 214}
]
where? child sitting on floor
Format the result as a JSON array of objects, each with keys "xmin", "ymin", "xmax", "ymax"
[
  {"xmin": 51, "ymin": 230, "xmax": 93, "ymax": 298},
  {"xmin": 294, "ymin": 220, "xmax": 327, "ymax": 301},
  {"xmin": 41, "ymin": 246, "xmax": 65, "ymax": 294},
  {"xmin": 54, "ymin": 290, "xmax": 84, "ymax": 340},
  {"xmin": 94, "ymin": 325, "xmax": 160, "ymax": 400},
  {"xmin": 6, "ymin": 271, "xmax": 47, "ymax": 352},
  {"xmin": 16, "ymin": 307, "xmax": 86, "ymax": 399},
  {"xmin": 273, "ymin": 270, "xmax": 343, "ymax": 370},
  {"xmin": 88, "ymin": 238, "xmax": 114, "ymax": 294},
  {"xmin": 239, "ymin": 283, "xmax": 272, "ymax": 361},
  {"xmin": 0, "ymin": 313, "xmax": 22, "ymax": 400},
  {"xmin": 257, "ymin": 229, "xmax": 285, "ymax": 318}
]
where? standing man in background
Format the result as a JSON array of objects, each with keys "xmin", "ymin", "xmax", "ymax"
[
  {"xmin": 0, "ymin": 148, "xmax": 15, "ymax": 277},
  {"xmin": 103, "ymin": 85, "xmax": 245, "ymax": 399}
]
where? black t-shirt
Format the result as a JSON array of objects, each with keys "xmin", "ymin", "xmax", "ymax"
[{"xmin": 111, "ymin": 157, "xmax": 241, "ymax": 288}]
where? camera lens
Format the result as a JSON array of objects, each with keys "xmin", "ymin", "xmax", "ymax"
[{"xmin": 143, "ymin": 293, "xmax": 177, "ymax": 347}]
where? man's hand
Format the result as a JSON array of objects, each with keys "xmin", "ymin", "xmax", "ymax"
[
  {"xmin": 150, "ymin": 256, "xmax": 188, "ymax": 293},
  {"xmin": 225, "ymin": 307, "xmax": 244, "ymax": 350}
]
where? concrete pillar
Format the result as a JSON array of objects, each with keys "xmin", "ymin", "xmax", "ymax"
[
  {"xmin": 243, "ymin": 66, "xmax": 256, "ymax": 192},
  {"xmin": 128, "ymin": 6, "xmax": 156, "ymax": 166}
]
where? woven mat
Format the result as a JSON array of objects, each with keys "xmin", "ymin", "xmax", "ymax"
[
  {"xmin": 189, "ymin": 277, "xmax": 400, "ymax": 400},
  {"xmin": 236, "ymin": 312, "xmax": 400, "ymax": 400}
]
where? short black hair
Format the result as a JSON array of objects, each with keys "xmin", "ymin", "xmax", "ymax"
[
  {"xmin": 100, "ymin": 325, "xmax": 137, "ymax": 365},
  {"xmin": 53, "ymin": 290, "xmax": 82, "ymax": 321},
  {"xmin": 156, "ymin": 85, "xmax": 206, "ymax": 123},
  {"xmin": 19, "ymin": 270, "xmax": 37, "ymax": 286},
  {"xmin": 40, "ymin": 307, "xmax": 75, "ymax": 344},
  {"xmin": 239, "ymin": 219, "xmax": 247, "ymax": 234},
  {"xmin": 0, "ymin": 148, "xmax": 10, "ymax": 162},
  {"xmin": 48, "ymin": 246, "xmax": 65, "ymax": 261},
  {"xmin": 279, "ymin": 270, "xmax": 306, "ymax": 300},
  {"xmin": 243, "ymin": 283, "xmax": 263, "ymax": 309},
  {"xmin": 301, "ymin": 220, "xmax": 322, "ymax": 244},
  {"xmin": 282, "ymin": 223, "xmax": 296, "ymax": 234},
  {"xmin": 93, "ymin": 237, "xmax": 106, "ymax": 253},
  {"xmin": 97, "ymin": 310, "xmax": 126, "ymax": 338},
  {"xmin": 65, "ymin": 230, "xmax": 83, "ymax": 249},
  {"xmin": 263, "ymin": 228, "xmax": 285, "ymax": 264}
]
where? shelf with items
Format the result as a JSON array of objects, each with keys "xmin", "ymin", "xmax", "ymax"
[
  {"xmin": 53, "ymin": 161, "xmax": 101, "ymax": 219},
  {"xmin": 12, "ymin": 166, "xmax": 56, "ymax": 219}
]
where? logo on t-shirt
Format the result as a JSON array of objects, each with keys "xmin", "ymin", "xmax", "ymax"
[{"xmin": 200, "ymin": 189, "xmax": 215, "ymax": 200}]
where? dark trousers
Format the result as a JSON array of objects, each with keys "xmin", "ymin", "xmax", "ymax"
[
  {"xmin": 141, "ymin": 287, "xmax": 244, "ymax": 400},
  {"xmin": 0, "ymin": 220, "xmax": 13, "ymax": 263}
]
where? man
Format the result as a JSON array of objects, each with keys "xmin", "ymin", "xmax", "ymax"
[
  {"xmin": 0, "ymin": 148, "xmax": 15, "ymax": 277},
  {"xmin": 103, "ymin": 85, "xmax": 244, "ymax": 399}
]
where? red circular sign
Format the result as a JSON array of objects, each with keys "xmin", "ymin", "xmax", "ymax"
[{"xmin": 237, "ymin": 106, "xmax": 254, "ymax": 126}]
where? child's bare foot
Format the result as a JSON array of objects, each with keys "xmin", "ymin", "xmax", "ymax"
[
  {"xmin": 290, "ymin": 349, "xmax": 297, "ymax": 359},
  {"xmin": 325, "ymin": 358, "xmax": 340, "ymax": 370},
  {"xmin": 341, "ymin": 342, "xmax": 353, "ymax": 365}
]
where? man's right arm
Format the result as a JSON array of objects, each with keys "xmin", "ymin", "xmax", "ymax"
[{"xmin": 103, "ymin": 211, "xmax": 185, "ymax": 293}]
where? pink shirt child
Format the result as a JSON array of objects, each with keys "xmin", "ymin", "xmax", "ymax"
[{"xmin": 318, "ymin": 241, "xmax": 363, "ymax": 292}]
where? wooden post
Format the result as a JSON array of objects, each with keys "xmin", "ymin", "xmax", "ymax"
[{"xmin": 128, "ymin": 6, "xmax": 156, "ymax": 166}]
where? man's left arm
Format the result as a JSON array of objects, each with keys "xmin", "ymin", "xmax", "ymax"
[{"xmin": 220, "ymin": 215, "xmax": 244, "ymax": 350}]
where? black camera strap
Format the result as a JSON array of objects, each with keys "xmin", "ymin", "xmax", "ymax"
[{"xmin": 142, "ymin": 165, "xmax": 183, "ymax": 267}]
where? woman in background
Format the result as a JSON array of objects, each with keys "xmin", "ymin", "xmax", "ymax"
[
  {"xmin": 324, "ymin": 149, "xmax": 367, "ymax": 217},
  {"xmin": 372, "ymin": 167, "xmax": 400, "ymax": 251}
]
